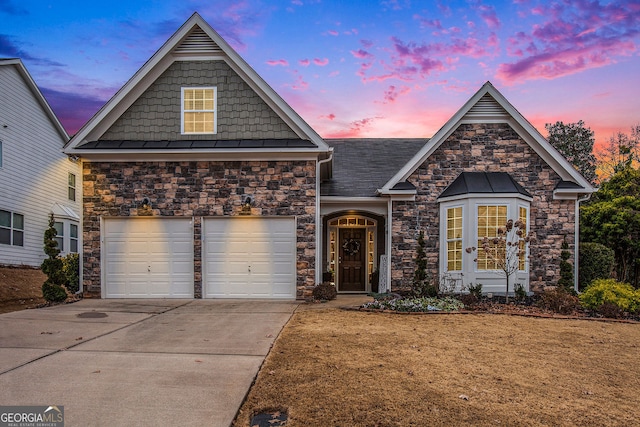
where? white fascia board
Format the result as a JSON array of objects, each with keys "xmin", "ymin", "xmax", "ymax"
[
  {"xmin": 320, "ymin": 196, "xmax": 385, "ymax": 204},
  {"xmin": 553, "ymin": 189, "xmax": 596, "ymax": 200},
  {"xmin": 438, "ymin": 192, "xmax": 534, "ymax": 203},
  {"xmin": 379, "ymin": 82, "xmax": 596, "ymax": 194},
  {"xmin": 379, "ymin": 84, "xmax": 492, "ymax": 192},
  {"xmin": 68, "ymin": 150, "xmax": 322, "ymax": 162},
  {"xmin": 6, "ymin": 59, "xmax": 69, "ymax": 142},
  {"xmin": 65, "ymin": 13, "xmax": 330, "ymax": 153}
]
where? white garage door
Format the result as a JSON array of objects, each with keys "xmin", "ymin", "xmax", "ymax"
[
  {"xmin": 103, "ymin": 218, "xmax": 194, "ymax": 298},
  {"xmin": 203, "ymin": 217, "xmax": 296, "ymax": 299}
]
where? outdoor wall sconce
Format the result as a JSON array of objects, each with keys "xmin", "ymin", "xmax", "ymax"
[
  {"xmin": 240, "ymin": 195, "xmax": 254, "ymax": 215},
  {"xmin": 140, "ymin": 197, "xmax": 151, "ymax": 209}
]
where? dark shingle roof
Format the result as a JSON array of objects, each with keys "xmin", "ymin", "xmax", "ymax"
[
  {"xmin": 439, "ymin": 172, "xmax": 532, "ymax": 199},
  {"xmin": 321, "ymin": 138, "xmax": 426, "ymax": 197},
  {"xmin": 78, "ymin": 139, "xmax": 316, "ymax": 149}
]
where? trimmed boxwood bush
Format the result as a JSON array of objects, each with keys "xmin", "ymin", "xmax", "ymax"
[
  {"xmin": 579, "ymin": 279, "xmax": 640, "ymax": 317},
  {"xmin": 312, "ymin": 282, "xmax": 337, "ymax": 301},
  {"xmin": 579, "ymin": 242, "xmax": 615, "ymax": 291}
]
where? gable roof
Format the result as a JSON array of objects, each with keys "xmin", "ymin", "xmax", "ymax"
[
  {"xmin": 321, "ymin": 138, "xmax": 425, "ymax": 198},
  {"xmin": 439, "ymin": 172, "xmax": 532, "ymax": 199},
  {"xmin": 0, "ymin": 58, "xmax": 69, "ymax": 142},
  {"xmin": 378, "ymin": 82, "xmax": 596, "ymax": 197},
  {"xmin": 64, "ymin": 12, "xmax": 329, "ymax": 157}
]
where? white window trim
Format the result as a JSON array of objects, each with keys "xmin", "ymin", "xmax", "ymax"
[
  {"xmin": 439, "ymin": 196, "xmax": 531, "ymax": 293},
  {"xmin": 0, "ymin": 209, "xmax": 24, "ymax": 247},
  {"xmin": 68, "ymin": 172, "xmax": 76, "ymax": 202},
  {"xmin": 443, "ymin": 204, "xmax": 464, "ymax": 273},
  {"xmin": 53, "ymin": 218, "xmax": 80, "ymax": 255},
  {"xmin": 181, "ymin": 87, "xmax": 217, "ymax": 135}
]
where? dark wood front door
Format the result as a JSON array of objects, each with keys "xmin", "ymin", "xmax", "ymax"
[{"xmin": 338, "ymin": 228, "xmax": 366, "ymax": 292}]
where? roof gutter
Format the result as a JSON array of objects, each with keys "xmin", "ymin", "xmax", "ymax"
[
  {"xmin": 316, "ymin": 148, "xmax": 334, "ymax": 285},
  {"xmin": 574, "ymin": 192, "xmax": 592, "ymax": 293}
]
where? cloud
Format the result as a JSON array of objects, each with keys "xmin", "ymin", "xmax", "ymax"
[
  {"xmin": 283, "ymin": 70, "xmax": 309, "ymax": 91},
  {"xmin": 320, "ymin": 113, "xmax": 336, "ymax": 120},
  {"xmin": 498, "ymin": 0, "xmax": 640, "ymax": 83},
  {"xmin": 474, "ymin": 3, "xmax": 501, "ymax": 29},
  {"xmin": 299, "ymin": 58, "xmax": 310, "ymax": 66},
  {"xmin": 350, "ymin": 49, "xmax": 374, "ymax": 59},
  {"xmin": 266, "ymin": 59, "xmax": 289, "ymax": 66},
  {"xmin": 313, "ymin": 58, "xmax": 329, "ymax": 66},
  {"xmin": 0, "ymin": 34, "xmax": 64, "ymax": 66},
  {"xmin": 381, "ymin": 85, "xmax": 411, "ymax": 103},
  {"xmin": 40, "ymin": 86, "xmax": 107, "ymax": 136},
  {"xmin": 326, "ymin": 30, "xmax": 339, "ymax": 36},
  {"xmin": 324, "ymin": 117, "xmax": 381, "ymax": 138}
]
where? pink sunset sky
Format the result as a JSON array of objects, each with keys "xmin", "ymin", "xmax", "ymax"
[{"xmin": 2, "ymin": 0, "xmax": 639, "ymax": 149}]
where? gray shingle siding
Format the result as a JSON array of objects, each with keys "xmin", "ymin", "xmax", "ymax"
[{"xmin": 101, "ymin": 61, "xmax": 299, "ymax": 141}]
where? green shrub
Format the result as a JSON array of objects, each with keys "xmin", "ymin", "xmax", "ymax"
[
  {"xmin": 514, "ymin": 283, "xmax": 528, "ymax": 302},
  {"xmin": 42, "ymin": 280, "xmax": 68, "ymax": 303},
  {"xmin": 312, "ymin": 282, "xmax": 337, "ymax": 301},
  {"xmin": 62, "ymin": 253, "xmax": 80, "ymax": 294},
  {"xmin": 579, "ymin": 242, "xmax": 615, "ymax": 291},
  {"xmin": 538, "ymin": 288, "xmax": 581, "ymax": 314},
  {"xmin": 468, "ymin": 283, "xmax": 483, "ymax": 299},
  {"xmin": 579, "ymin": 279, "xmax": 640, "ymax": 316}
]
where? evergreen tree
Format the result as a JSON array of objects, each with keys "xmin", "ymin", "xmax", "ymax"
[
  {"xmin": 557, "ymin": 238, "xmax": 575, "ymax": 293},
  {"xmin": 412, "ymin": 231, "xmax": 436, "ymax": 297},
  {"xmin": 41, "ymin": 214, "xmax": 68, "ymax": 302}
]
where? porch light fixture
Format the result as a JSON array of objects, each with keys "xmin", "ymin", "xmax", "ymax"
[
  {"xmin": 240, "ymin": 195, "xmax": 254, "ymax": 215},
  {"xmin": 140, "ymin": 197, "xmax": 151, "ymax": 209}
]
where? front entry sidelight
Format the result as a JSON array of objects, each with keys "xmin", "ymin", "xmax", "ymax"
[{"xmin": 338, "ymin": 227, "xmax": 366, "ymax": 292}]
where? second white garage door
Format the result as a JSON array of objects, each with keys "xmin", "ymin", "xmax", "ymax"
[{"xmin": 203, "ymin": 217, "xmax": 296, "ymax": 298}]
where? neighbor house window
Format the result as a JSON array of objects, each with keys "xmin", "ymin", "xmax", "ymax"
[
  {"xmin": 181, "ymin": 87, "xmax": 216, "ymax": 134},
  {"xmin": 54, "ymin": 221, "xmax": 64, "ymax": 251},
  {"xmin": 68, "ymin": 173, "xmax": 76, "ymax": 201},
  {"xmin": 70, "ymin": 223, "xmax": 78, "ymax": 253},
  {"xmin": 0, "ymin": 210, "xmax": 24, "ymax": 246},
  {"xmin": 446, "ymin": 206, "xmax": 463, "ymax": 271},
  {"xmin": 476, "ymin": 205, "xmax": 508, "ymax": 270}
]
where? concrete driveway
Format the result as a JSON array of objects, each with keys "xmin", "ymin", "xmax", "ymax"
[{"xmin": 0, "ymin": 299, "xmax": 298, "ymax": 426}]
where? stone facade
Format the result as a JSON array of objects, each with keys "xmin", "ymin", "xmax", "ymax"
[
  {"xmin": 82, "ymin": 160, "xmax": 317, "ymax": 299},
  {"xmin": 390, "ymin": 123, "xmax": 575, "ymax": 293},
  {"xmin": 101, "ymin": 60, "xmax": 300, "ymax": 141}
]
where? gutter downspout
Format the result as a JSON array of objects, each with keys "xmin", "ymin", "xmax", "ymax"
[
  {"xmin": 575, "ymin": 193, "xmax": 592, "ymax": 293},
  {"xmin": 316, "ymin": 149, "xmax": 334, "ymax": 286}
]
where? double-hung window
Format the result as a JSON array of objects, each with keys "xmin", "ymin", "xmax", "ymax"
[
  {"xmin": 0, "ymin": 210, "xmax": 24, "ymax": 246},
  {"xmin": 181, "ymin": 87, "xmax": 217, "ymax": 134},
  {"xmin": 68, "ymin": 173, "xmax": 76, "ymax": 201},
  {"xmin": 446, "ymin": 206, "xmax": 463, "ymax": 271},
  {"xmin": 70, "ymin": 223, "xmax": 79, "ymax": 253},
  {"xmin": 476, "ymin": 205, "xmax": 508, "ymax": 271},
  {"xmin": 54, "ymin": 221, "xmax": 64, "ymax": 251}
]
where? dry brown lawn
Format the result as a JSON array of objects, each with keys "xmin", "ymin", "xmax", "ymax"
[
  {"xmin": 235, "ymin": 307, "xmax": 640, "ymax": 426},
  {"xmin": 0, "ymin": 266, "xmax": 46, "ymax": 313}
]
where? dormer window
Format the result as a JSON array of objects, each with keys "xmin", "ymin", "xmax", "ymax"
[{"xmin": 181, "ymin": 87, "xmax": 217, "ymax": 134}]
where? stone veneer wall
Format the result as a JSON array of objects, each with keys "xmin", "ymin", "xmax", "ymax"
[
  {"xmin": 391, "ymin": 123, "xmax": 576, "ymax": 293},
  {"xmin": 82, "ymin": 160, "xmax": 317, "ymax": 299}
]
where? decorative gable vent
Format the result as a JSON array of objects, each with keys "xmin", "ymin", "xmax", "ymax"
[
  {"xmin": 465, "ymin": 93, "xmax": 509, "ymax": 120},
  {"xmin": 174, "ymin": 26, "xmax": 223, "ymax": 55}
]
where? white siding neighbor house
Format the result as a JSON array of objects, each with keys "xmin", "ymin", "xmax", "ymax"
[{"xmin": 0, "ymin": 58, "xmax": 81, "ymax": 267}]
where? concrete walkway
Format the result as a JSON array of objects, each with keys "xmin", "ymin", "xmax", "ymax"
[{"xmin": 0, "ymin": 299, "xmax": 298, "ymax": 427}]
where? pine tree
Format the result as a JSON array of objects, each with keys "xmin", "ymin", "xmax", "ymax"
[{"xmin": 412, "ymin": 231, "xmax": 436, "ymax": 297}]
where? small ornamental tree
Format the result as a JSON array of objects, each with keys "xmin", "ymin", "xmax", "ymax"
[
  {"xmin": 557, "ymin": 237, "xmax": 575, "ymax": 294},
  {"xmin": 41, "ymin": 214, "xmax": 68, "ymax": 302},
  {"xmin": 412, "ymin": 231, "xmax": 436, "ymax": 297},
  {"xmin": 468, "ymin": 219, "xmax": 534, "ymax": 303}
]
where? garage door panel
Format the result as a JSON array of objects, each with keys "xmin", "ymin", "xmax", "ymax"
[
  {"xmin": 103, "ymin": 218, "xmax": 194, "ymax": 298},
  {"xmin": 203, "ymin": 217, "xmax": 296, "ymax": 299}
]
